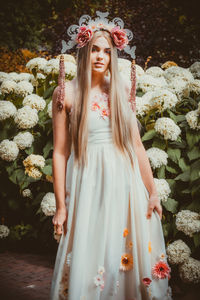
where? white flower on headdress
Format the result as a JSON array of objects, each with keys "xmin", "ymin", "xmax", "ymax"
[{"xmin": 0, "ymin": 100, "xmax": 17, "ymax": 121}]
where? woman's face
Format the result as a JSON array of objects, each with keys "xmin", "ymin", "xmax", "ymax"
[{"xmin": 90, "ymin": 36, "xmax": 111, "ymax": 74}]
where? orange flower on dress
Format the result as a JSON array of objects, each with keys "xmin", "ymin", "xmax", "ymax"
[
  {"xmin": 148, "ymin": 241, "xmax": 152, "ymax": 253},
  {"xmin": 120, "ymin": 253, "xmax": 133, "ymax": 271},
  {"xmin": 123, "ymin": 228, "xmax": 129, "ymax": 237},
  {"xmin": 160, "ymin": 253, "xmax": 165, "ymax": 260},
  {"xmin": 126, "ymin": 241, "xmax": 133, "ymax": 249}
]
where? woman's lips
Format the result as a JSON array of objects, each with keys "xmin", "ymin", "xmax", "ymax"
[{"xmin": 94, "ymin": 62, "xmax": 104, "ymax": 66}]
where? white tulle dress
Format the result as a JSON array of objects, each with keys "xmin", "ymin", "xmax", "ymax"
[{"xmin": 50, "ymin": 92, "xmax": 173, "ymax": 300}]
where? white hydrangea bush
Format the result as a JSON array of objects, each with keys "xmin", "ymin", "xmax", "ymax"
[
  {"xmin": 146, "ymin": 147, "xmax": 168, "ymax": 169},
  {"xmin": 153, "ymin": 178, "xmax": 171, "ymax": 202},
  {"xmin": 23, "ymin": 94, "xmax": 46, "ymax": 111},
  {"xmin": 0, "ymin": 225, "xmax": 10, "ymax": 238},
  {"xmin": 166, "ymin": 239, "xmax": 191, "ymax": 265},
  {"xmin": 0, "ymin": 139, "xmax": 19, "ymax": 161},
  {"xmin": 41, "ymin": 192, "xmax": 56, "ymax": 216},
  {"xmin": 175, "ymin": 210, "xmax": 200, "ymax": 237},
  {"xmin": 14, "ymin": 106, "xmax": 38, "ymax": 129},
  {"xmin": 13, "ymin": 132, "xmax": 34, "ymax": 150},
  {"xmin": 154, "ymin": 117, "xmax": 181, "ymax": 141},
  {"xmin": 178, "ymin": 257, "xmax": 200, "ymax": 284},
  {"xmin": 0, "ymin": 100, "xmax": 17, "ymax": 121}
]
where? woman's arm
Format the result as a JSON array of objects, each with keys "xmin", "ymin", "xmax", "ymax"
[
  {"xmin": 52, "ymin": 84, "xmax": 71, "ymax": 234},
  {"xmin": 132, "ymin": 115, "xmax": 162, "ymax": 220}
]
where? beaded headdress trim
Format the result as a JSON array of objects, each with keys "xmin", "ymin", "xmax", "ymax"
[{"xmin": 61, "ymin": 11, "xmax": 136, "ymax": 59}]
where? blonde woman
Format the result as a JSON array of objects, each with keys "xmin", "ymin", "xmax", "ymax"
[{"xmin": 50, "ymin": 12, "xmax": 173, "ymax": 300}]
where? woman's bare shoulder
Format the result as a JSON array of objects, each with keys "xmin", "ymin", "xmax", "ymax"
[{"xmin": 64, "ymin": 77, "xmax": 77, "ymax": 111}]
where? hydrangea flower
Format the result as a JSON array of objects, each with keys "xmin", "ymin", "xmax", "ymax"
[
  {"xmin": 14, "ymin": 106, "xmax": 38, "ymax": 129},
  {"xmin": 0, "ymin": 139, "xmax": 19, "ymax": 161},
  {"xmin": 41, "ymin": 192, "xmax": 56, "ymax": 216},
  {"xmin": 153, "ymin": 178, "xmax": 171, "ymax": 202},
  {"xmin": 0, "ymin": 100, "xmax": 17, "ymax": 121},
  {"xmin": 13, "ymin": 131, "xmax": 34, "ymax": 150},
  {"xmin": 166, "ymin": 239, "xmax": 191, "ymax": 265},
  {"xmin": 154, "ymin": 117, "xmax": 181, "ymax": 141},
  {"xmin": 146, "ymin": 147, "xmax": 168, "ymax": 169}
]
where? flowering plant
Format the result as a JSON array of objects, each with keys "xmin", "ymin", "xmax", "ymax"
[
  {"xmin": 75, "ymin": 24, "xmax": 129, "ymax": 50},
  {"xmin": 76, "ymin": 26, "xmax": 93, "ymax": 48},
  {"xmin": 110, "ymin": 26, "xmax": 129, "ymax": 50}
]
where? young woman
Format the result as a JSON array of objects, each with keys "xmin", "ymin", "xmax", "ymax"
[{"xmin": 50, "ymin": 15, "xmax": 173, "ymax": 300}]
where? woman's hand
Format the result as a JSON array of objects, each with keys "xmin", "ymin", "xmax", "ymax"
[
  {"xmin": 52, "ymin": 207, "xmax": 68, "ymax": 236},
  {"xmin": 146, "ymin": 194, "xmax": 162, "ymax": 220}
]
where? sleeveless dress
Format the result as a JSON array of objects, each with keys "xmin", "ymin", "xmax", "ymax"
[{"xmin": 50, "ymin": 92, "xmax": 173, "ymax": 300}]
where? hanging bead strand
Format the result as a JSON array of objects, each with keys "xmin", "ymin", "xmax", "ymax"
[{"xmin": 57, "ymin": 54, "xmax": 65, "ymax": 111}]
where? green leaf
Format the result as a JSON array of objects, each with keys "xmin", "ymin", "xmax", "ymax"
[
  {"xmin": 162, "ymin": 223, "xmax": 171, "ymax": 237},
  {"xmin": 186, "ymin": 130, "xmax": 200, "ymax": 149},
  {"xmin": 167, "ymin": 110, "xmax": 177, "ymax": 123},
  {"xmin": 142, "ymin": 129, "xmax": 156, "ymax": 142},
  {"xmin": 187, "ymin": 146, "xmax": 200, "ymax": 161},
  {"xmin": 178, "ymin": 158, "xmax": 189, "ymax": 172},
  {"xmin": 167, "ymin": 148, "xmax": 181, "ymax": 163},
  {"xmin": 166, "ymin": 179, "xmax": 176, "ymax": 194},
  {"xmin": 193, "ymin": 233, "xmax": 200, "ymax": 248},
  {"xmin": 166, "ymin": 165, "xmax": 178, "ymax": 174},
  {"xmin": 42, "ymin": 165, "xmax": 52, "ymax": 175},
  {"xmin": 190, "ymin": 159, "xmax": 200, "ymax": 181},
  {"xmin": 176, "ymin": 115, "xmax": 186, "ymax": 123},
  {"xmin": 162, "ymin": 198, "xmax": 178, "ymax": 213},
  {"xmin": 43, "ymin": 86, "xmax": 56, "ymax": 99},
  {"xmin": 157, "ymin": 165, "xmax": 165, "ymax": 178},
  {"xmin": 43, "ymin": 140, "xmax": 53, "ymax": 158},
  {"xmin": 152, "ymin": 138, "xmax": 166, "ymax": 150},
  {"xmin": 174, "ymin": 169, "xmax": 190, "ymax": 181}
]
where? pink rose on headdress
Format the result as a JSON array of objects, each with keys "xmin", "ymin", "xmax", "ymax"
[
  {"xmin": 111, "ymin": 26, "xmax": 129, "ymax": 50},
  {"xmin": 76, "ymin": 26, "xmax": 93, "ymax": 48}
]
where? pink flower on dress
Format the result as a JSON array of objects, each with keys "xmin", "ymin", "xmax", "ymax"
[
  {"xmin": 76, "ymin": 26, "xmax": 93, "ymax": 48},
  {"xmin": 101, "ymin": 108, "xmax": 110, "ymax": 118},
  {"xmin": 110, "ymin": 26, "xmax": 129, "ymax": 50},
  {"xmin": 142, "ymin": 277, "xmax": 152, "ymax": 287},
  {"xmin": 152, "ymin": 260, "xmax": 171, "ymax": 280},
  {"xmin": 91, "ymin": 102, "xmax": 100, "ymax": 111}
]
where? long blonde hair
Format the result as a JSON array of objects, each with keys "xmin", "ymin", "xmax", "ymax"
[{"xmin": 71, "ymin": 29, "xmax": 136, "ymax": 168}]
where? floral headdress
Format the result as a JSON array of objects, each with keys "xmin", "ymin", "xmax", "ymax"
[
  {"xmin": 61, "ymin": 11, "xmax": 136, "ymax": 58},
  {"xmin": 57, "ymin": 11, "xmax": 136, "ymax": 113}
]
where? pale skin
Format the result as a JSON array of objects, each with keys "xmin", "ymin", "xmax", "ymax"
[{"xmin": 52, "ymin": 35, "xmax": 162, "ymax": 236}]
